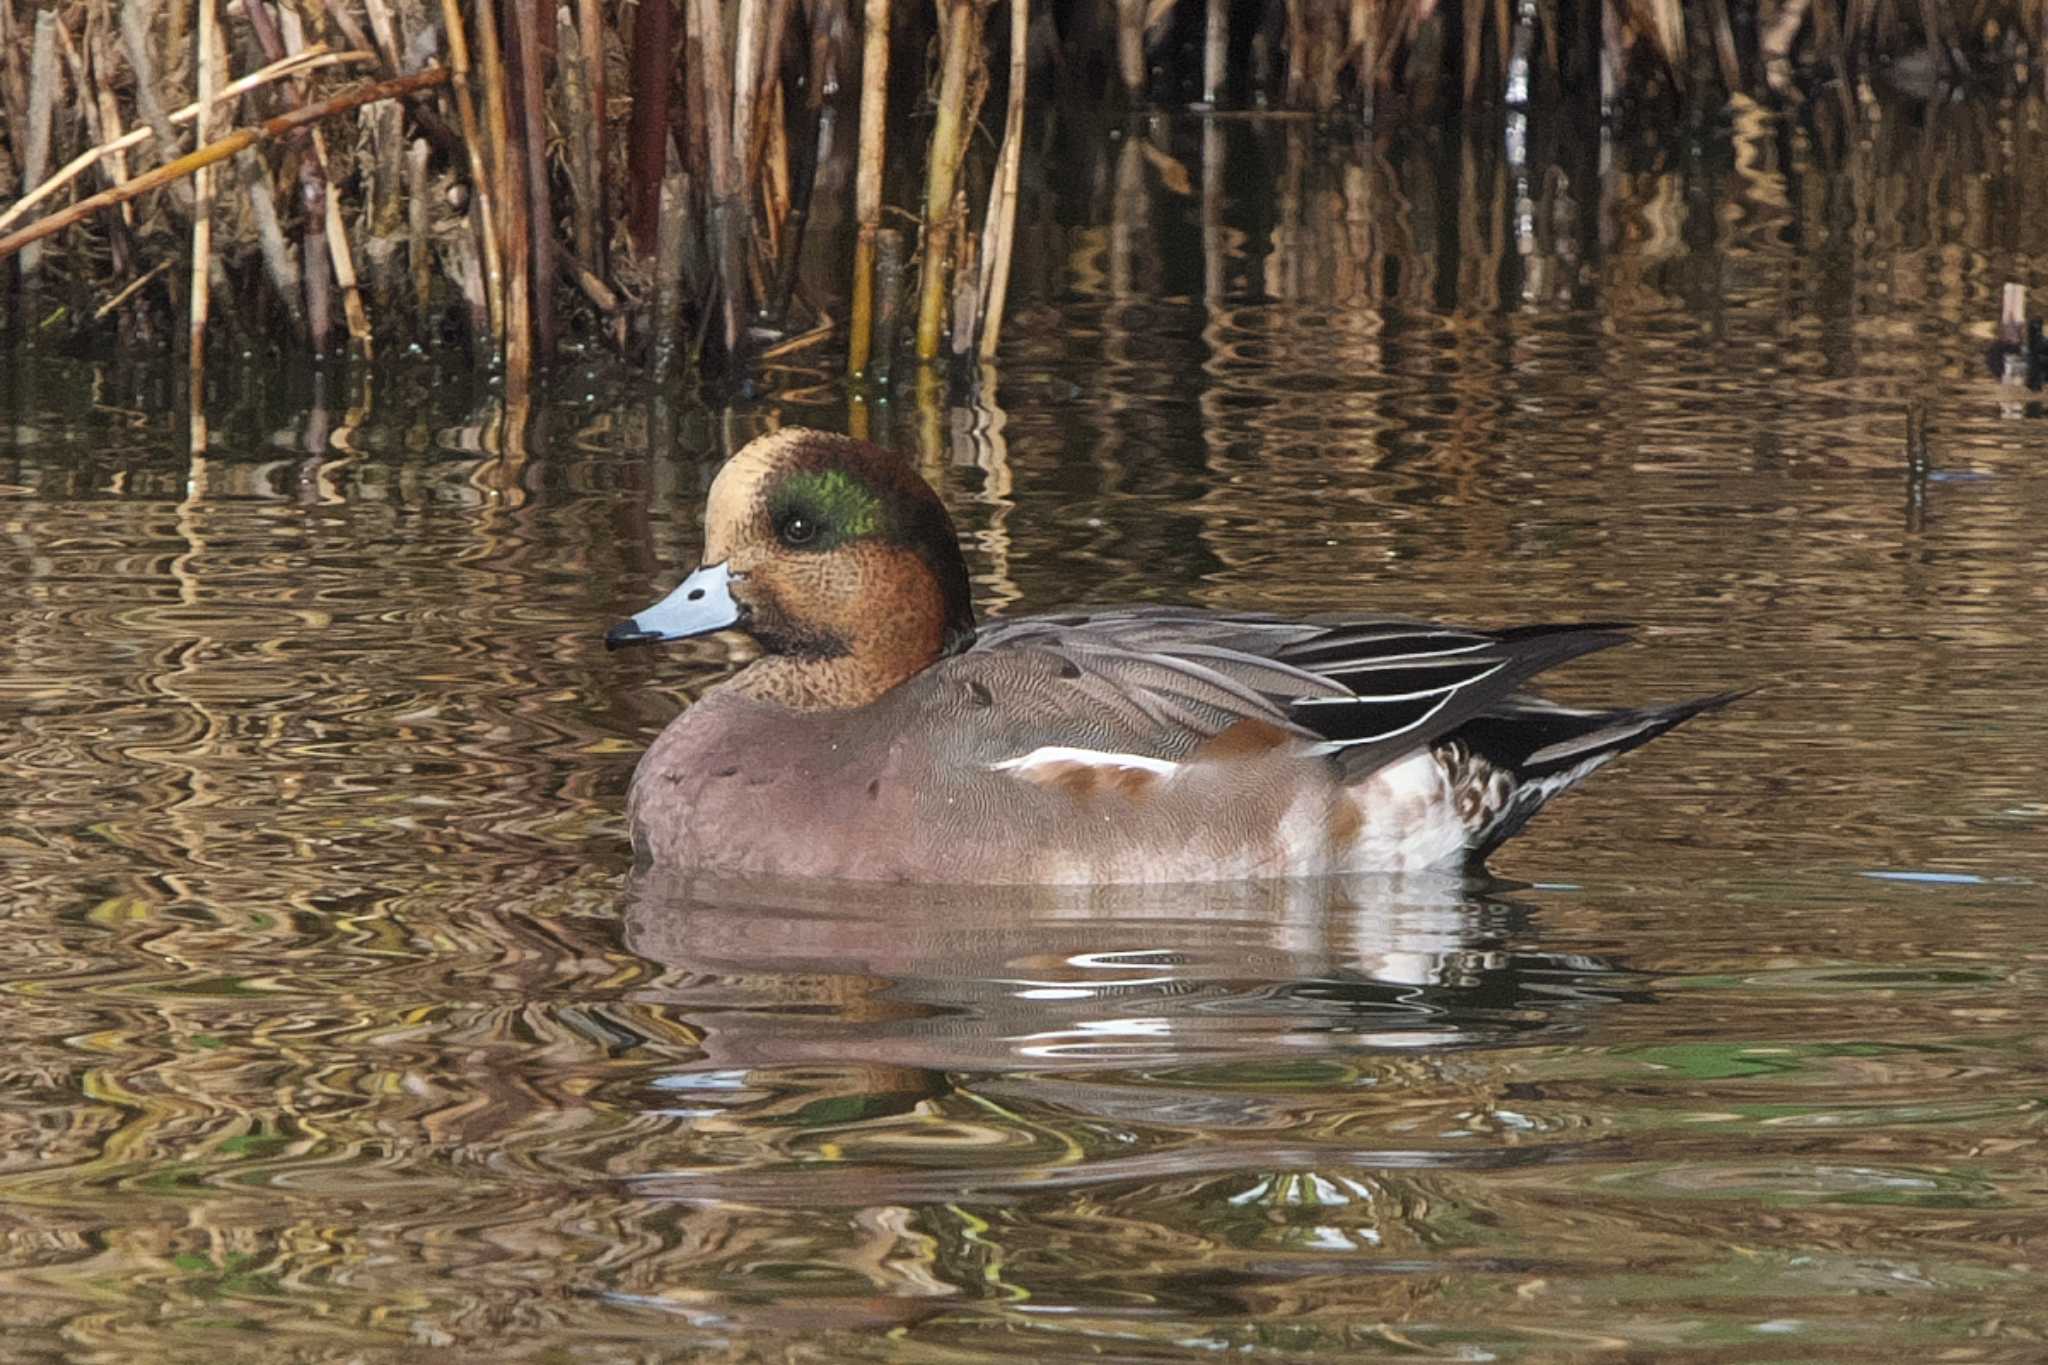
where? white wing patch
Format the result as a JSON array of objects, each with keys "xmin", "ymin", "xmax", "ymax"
[{"xmin": 991, "ymin": 746, "xmax": 1183, "ymax": 779}]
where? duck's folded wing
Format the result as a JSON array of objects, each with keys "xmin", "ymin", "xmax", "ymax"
[{"xmin": 966, "ymin": 608, "xmax": 1634, "ymax": 778}]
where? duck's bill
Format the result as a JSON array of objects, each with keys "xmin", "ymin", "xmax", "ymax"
[{"xmin": 605, "ymin": 562, "xmax": 741, "ymax": 650}]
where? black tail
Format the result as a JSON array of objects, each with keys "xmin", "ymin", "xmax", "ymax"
[{"xmin": 1453, "ymin": 689, "xmax": 1749, "ymax": 862}]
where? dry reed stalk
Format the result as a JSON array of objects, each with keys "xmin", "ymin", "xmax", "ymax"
[
  {"xmin": 512, "ymin": 0, "xmax": 554, "ymax": 359},
  {"xmin": 356, "ymin": 0, "xmax": 407, "ymax": 317},
  {"xmin": 974, "ymin": 0, "xmax": 1027, "ymax": 361},
  {"xmin": 476, "ymin": 2, "xmax": 532, "ymax": 389},
  {"xmin": 847, "ymin": 0, "xmax": 890, "ymax": 376},
  {"xmin": 359, "ymin": 0, "xmax": 402, "ymax": 69},
  {"xmin": 732, "ymin": 0, "xmax": 768, "ymax": 197},
  {"xmin": 0, "ymin": 0, "xmax": 27, "ymax": 141},
  {"xmin": 872, "ymin": 224, "xmax": 905, "ymax": 381},
  {"xmin": 191, "ymin": 0, "xmax": 222, "ymax": 454},
  {"xmin": 312, "ymin": 126, "xmax": 372, "ymax": 351},
  {"xmin": 242, "ymin": 1, "xmax": 337, "ymax": 352},
  {"xmin": 119, "ymin": 0, "xmax": 181, "ymax": 165},
  {"xmin": 0, "ymin": 68, "xmax": 452, "ymax": 262},
  {"xmin": 1998, "ymin": 283, "xmax": 2028, "ymax": 385},
  {"xmin": 437, "ymin": 0, "xmax": 504, "ymax": 338},
  {"xmin": 914, "ymin": 0, "xmax": 983, "ymax": 362},
  {"xmin": 0, "ymin": 46, "xmax": 367, "ymax": 237},
  {"xmin": 1351, "ymin": 0, "xmax": 1376, "ymax": 120},
  {"xmin": 949, "ymin": 201, "xmax": 979, "ymax": 361},
  {"xmin": 1760, "ymin": 0, "xmax": 1809, "ymax": 89},
  {"xmin": 1283, "ymin": 0, "xmax": 1307, "ymax": 106},
  {"xmin": 1115, "ymin": 0, "xmax": 1144, "ymax": 96},
  {"xmin": 20, "ymin": 10, "xmax": 60, "ymax": 277},
  {"xmin": 743, "ymin": 0, "xmax": 796, "ymax": 243},
  {"xmin": 434, "ymin": 193, "xmax": 489, "ymax": 343},
  {"xmin": 558, "ymin": 6, "xmax": 600, "ymax": 273},
  {"xmin": 623, "ymin": 0, "xmax": 672, "ymax": 252},
  {"xmin": 406, "ymin": 136, "xmax": 432, "ymax": 323},
  {"xmin": 95, "ymin": 257, "xmax": 175, "ymax": 319},
  {"xmin": 760, "ymin": 78, "xmax": 792, "ymax": 266},
  {"xmin": 82, "ymin": 5, "xmax": 136, "ymax": 223},
  {"xmin": 1463, "ymin": 0, "xmax": 1484, "ymax": 101},
  {"xmin": 654, "ymin": 165, "xmax": 688, "ymax": 375},
  {"xmin": 1704, "ymin": 0, "xmax": 1742, "ymax": 89},
  {"xmin": 690, "ymin": 0, "xmax": 744, "ymax": 359},
  {"xmin": 234, "ymin": 145, "xmax": 306, "ymax": 339},
  {"xmin": 57, "ymin": 11, "xmax": 138, "ymax": 282},
  {"xmin": 577, "ymin": 0, "xmax": 607, "ymax": 274},
  {"xmin": 807, "ymin": 0, "xmax": 847, "ymax": 102},
  {"xmin": 1203, "ymin": 0, "xmax": 1226, "ymax": 103}
]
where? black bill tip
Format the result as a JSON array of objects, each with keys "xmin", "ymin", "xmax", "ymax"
[{"xmin": 605, "ymin": 620, "xmax": 657, "ymax": 651}]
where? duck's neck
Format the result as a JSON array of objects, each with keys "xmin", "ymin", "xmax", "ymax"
[{"xmin": 729, "ymin": 637, "xmax": 939, "ymax": 711}]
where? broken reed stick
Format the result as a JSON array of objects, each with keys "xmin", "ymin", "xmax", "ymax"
[
  {"xmin": 192, "ymin": 0, "xmax": 221, "ymax": 454},
  {"xmin": 1203, "ymin": 0, "xmax": 1226, "ymax": 103},
  {"xmin": 847, "ymin": 0, "xmax": 891, "ymax": 376},
  {"xmin": 437, "ymin": 0, "xmax": 504, "ymax": 338},
  {"xmin": 244, "ymin": 2, "xmax": 351, "ymax": 353},
  {"xmin": 558, "ymin": 5, "xmax": 599, "ymax": 273},
  {"xmin": 914, "ymin": 0, "xmax": 983, "ymax": 361},
  {"xmin": 118, "ymin": 0, "xmax": 186, "ymax": 192},
  {"xmin": 512, "ymin": 0, "xmax": 554, "ymax": 359},
  {"xmin": 690, "ymin": 0, "xmax": 744, "ymax": 359},
  {"xmin": 95, "ymin": 257, "xmax": 176, "ymax": 319},
  {"xmin": 974, "ymin": 0, "xmax": 1027, "ymax": 361},
  {"xmin": 312, "ymin": 125, "xmax": 373, "ymax": 352},
  {"xmin": 1116, "ymin": 0, "xmax": 1144, "ymax": 97},
  {"xmin": 0, "ymin": 68, "xmax": 451, "ymax": 262},
  {"xmin": 872, "ymin": 225, "xmax": 906, "ymax": 383},
  {"xmin": 475, "ymin": 1, "xmax": 533, "ymax": 388},
  {"xmin": 0, "ymin": 46, "xmax": 365, "ymax": 238},
  {"xmin": 576, "ymin": 0, "xmax": 607, "ymax": 277},
  {"xmin": 405, "ymin": 137, "xmax": 432, "ymax": 323},
  {"xmin": 20, "ymin": 9, "xmax": 58, "ymax": 277}
]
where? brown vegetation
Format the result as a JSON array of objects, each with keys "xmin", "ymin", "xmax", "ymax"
[{"xmin": 1, "ymin": 1, "xmax": 2045, "ymax": 449}]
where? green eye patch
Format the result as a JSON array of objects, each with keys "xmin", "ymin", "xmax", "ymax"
[{"xmin": 769, "ymin": 469, "xmax": 886, "ymax": 550}]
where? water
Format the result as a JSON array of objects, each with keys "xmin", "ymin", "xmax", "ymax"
[{"xmin": 4, "ymin": 95, "xmax": 2048, "ymax": 1360}]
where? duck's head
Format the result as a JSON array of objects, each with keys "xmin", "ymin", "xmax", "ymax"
[{"xmin": 607, "ymin": 429, "xmax": 976, "ymax": 709}]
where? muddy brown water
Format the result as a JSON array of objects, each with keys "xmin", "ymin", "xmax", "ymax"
[{"xmin": 3, "ymin": 100, "xmax": 2047, "ymax": 1360}]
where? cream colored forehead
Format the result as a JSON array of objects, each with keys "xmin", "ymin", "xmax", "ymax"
[{"xmin": 702, "ymin": 430, "xmax": 811, "ymax": 558}]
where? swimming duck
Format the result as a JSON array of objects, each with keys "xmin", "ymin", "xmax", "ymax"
[{"xmin": 607, "ymin": 428, "xmax": 1737, "ymax": 883}]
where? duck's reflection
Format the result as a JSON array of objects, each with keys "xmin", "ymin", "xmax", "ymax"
[
  {"xmin": 608, "ymin": 873, "xmax": 1648, "ymax": 1335},
  {"xmin": 622, "ymin": 870, "xmax": 1643, "ymax": 1111}
]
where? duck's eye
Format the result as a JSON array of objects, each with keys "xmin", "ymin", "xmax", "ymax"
[{"xmin": 777, "ymin": 512, "xmax": 820, "ymax": 547}]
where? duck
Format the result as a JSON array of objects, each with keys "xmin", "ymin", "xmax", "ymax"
[{"xmin": 606, "ymin": 428, "xmax": 1739, "ymax": 884}]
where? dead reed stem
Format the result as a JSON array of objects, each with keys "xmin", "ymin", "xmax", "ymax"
[
  {"xmin": 476, "ymin": 2, "xmax": 532, "ymax": 392},
  {"xmin": 191, "ymin": 0, "xmax": 221, "ymax": 453},
  {"xmin": 690, "ymin": 0, "xmax": 744, "ymax": 360},
  {"xmin": 118, "ymin": 0, "xmax": 186, "ymax": 194},
  {"xmin": 847, "ymin": 0, "xmax": 891, "ymax": 376},
  {"xmin": 975, "ymin": 0, "xmax": 1028, "ymax": 361},
  {"xmin": 437, "ymin": 0, "xmax": 504, "ymax": 339},
  {"xmin": 576, "ymin": 0, "xmax": 607, "ymax": 274},
  {"xmin": 20, "ymin": 10, "xmax": 59, "ymax": 277},
  {"xmin": 513, "ymin": 0, "xmax": 554, "ymax": 360},
  {"xmin": 312, "ymin": 125, "xmax": 372, "ymax": 352},
  {"xmin": 915, "ymin": 0, "xmax": 983, "ymax": 362},
  {"xmin": 0, "ymin": 46, "xmax": 365, "ymax": 238},
  {"xmin": 559, "ymin": 6, "xmax": 599, "ymax": 273},
  {"xmin": 0, "ymin": 68, "xmax": 451, "ymax": 262},
  {"xmin": 1203, "ymin": 0, "xmax": 1227, "ymax": 103},
  {"xmin": 623, "ymin": 0, "xmax": 671, "ymax": 253}
]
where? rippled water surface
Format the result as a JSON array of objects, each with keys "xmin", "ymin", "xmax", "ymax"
[{"xmin": 5, "ymin": 97, "xmax": 2048, "ymax": 1360}]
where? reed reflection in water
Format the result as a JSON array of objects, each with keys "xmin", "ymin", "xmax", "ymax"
[{"xmin": 1, "ymin": 88, "xmax": 2046, "ymax": 1360}]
